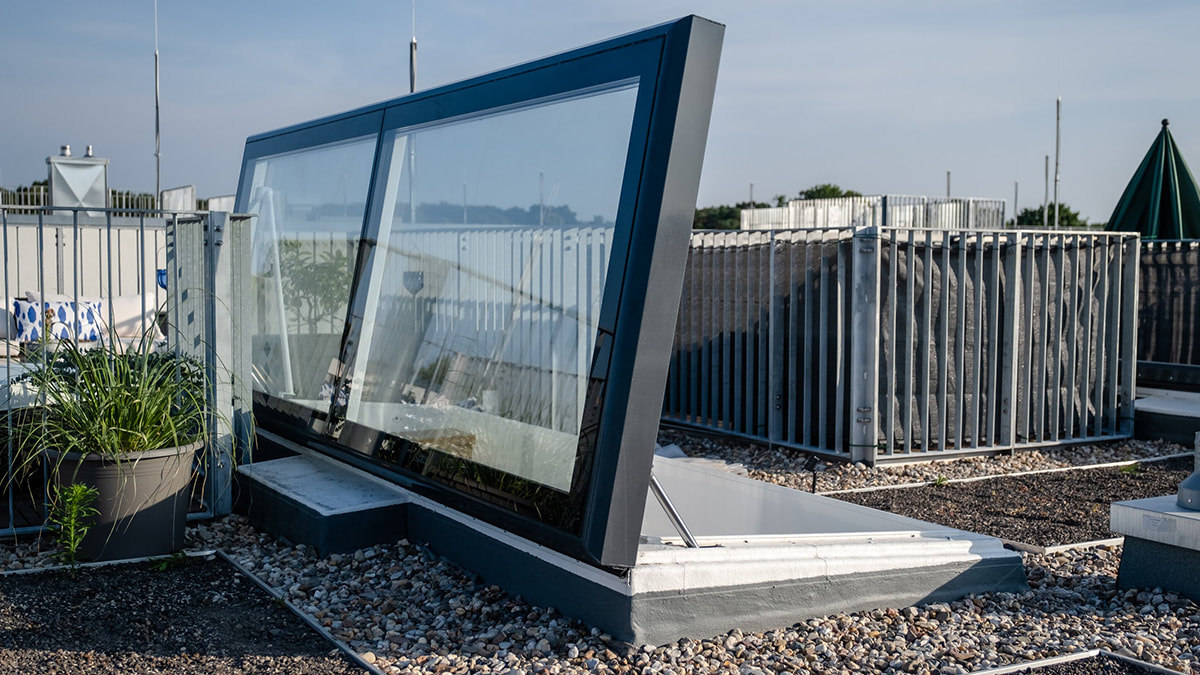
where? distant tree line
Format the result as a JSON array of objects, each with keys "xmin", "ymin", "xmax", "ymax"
[
  {"xmin": 1012, "ymin": 203, "xmax": 1097, "ymax": 229},
  {"xmin": 0, "ymin": 180, "xmax": 162, "ymax": 208},
  {"xmin": 692, "ymin": 201, "xmax": 769, "ymax": 230},
  {"xmin": 406, "ymin": 201, "xmax": 594, "ymax": 226},
  {"xmin": 693, "ymin": 183, "xmax": 862, "ymax": 230}
]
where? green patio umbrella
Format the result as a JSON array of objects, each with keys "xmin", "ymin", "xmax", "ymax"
[{"xmin": 1105, "ymin": 119, "xmax": 1200, "ymax": 239}]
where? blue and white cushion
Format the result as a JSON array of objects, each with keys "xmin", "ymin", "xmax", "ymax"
[
  {"xmin": 11, "ymin": 299, "xmax": 105, "ymax": 342},
  {"xmin": 12, "ymin": 299, "xmax": 43, "ymax": 342}
]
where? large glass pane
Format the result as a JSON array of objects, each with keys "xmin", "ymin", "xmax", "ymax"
[
  {"xmin": 246, "ymin": 136, "xmax": 377, "ymax": 400},
  {"xmin": 343, "ymin": 82, "xmax": 639, "ymax": 494}
]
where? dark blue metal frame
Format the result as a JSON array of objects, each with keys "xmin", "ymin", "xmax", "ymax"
[{"xmin": 236, "ymin": 15, "xmax": 723, "ymax": 569}]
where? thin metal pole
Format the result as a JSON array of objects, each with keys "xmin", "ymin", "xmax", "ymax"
[
  {"xmin": 154, "ymin": 0, "xmax": 161, "ymax": 208},
  {"xmin": 946, "ymin": 171, "xmax": 951, "ymax": 198},
  {"xmin": 1054, "ymin": 97, "xmax": 1061, "ymax": 230},
  {"xmin": 1013, "ymin": 181, "xmax": 1019, "ymax": 228},
  {"xmin": 649, "ymin": 472, "xmax": 700, "ymax": 548},
  {"xmin": 1043, "ymin": 155, "xmax": 1049, "ymax": 229},
  {"xmin": 409, "ymin": 0, "xmax": 417, "ymax": 94},
  {"xmin": 408, "ymin": 1, "xmax": 417, "ymax": 224}
]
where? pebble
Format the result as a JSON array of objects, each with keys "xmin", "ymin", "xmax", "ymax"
[{"xmin": 1, "ymin": 433, "xmax": 1196, "ymax": 673}]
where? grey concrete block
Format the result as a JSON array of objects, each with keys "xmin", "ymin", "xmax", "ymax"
[{"xmin": 1118, "ymin": 536, "xmax": 1200, "ymax": 602}]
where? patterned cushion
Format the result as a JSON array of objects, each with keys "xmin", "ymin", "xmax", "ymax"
[{"xmin": 11, "ymin": 298, "xmax": 105, "ymax": 342}]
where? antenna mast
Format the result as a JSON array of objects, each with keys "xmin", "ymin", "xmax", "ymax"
[
  {"xmin": 1053, "ymin": 97, "xmax": 1061, "ymax": 229},
  {"xmin": 154, "ymin": 0, "xmax": 161, "ymax": 208},
  {"xmin": 1043, "ymin": 155, "xmax": 1049, "ymax": 229},
  {"xmin": 408, "ymin": 0, "xmax": 417, "ymax": 224},
  {"xmin": 409, "ymin": 0, "xmax": 417, "ymax": 94}
]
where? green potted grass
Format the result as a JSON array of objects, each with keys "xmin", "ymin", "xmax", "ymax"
[{"xmin": 8, "ymin": 336, "xmax": 213, "ymax": 561}]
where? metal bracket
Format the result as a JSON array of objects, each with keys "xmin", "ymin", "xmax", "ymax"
[{"xmin": 648, "ymin": 471, "xmax": 700, "ymax": 548}]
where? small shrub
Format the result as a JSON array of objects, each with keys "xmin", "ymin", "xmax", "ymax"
[
  {"xmin": 49, "ymin": 482, "xmax": 100, "ymax": 573},
  {"xmin": 150, "ymin": 550, "xmax": 189, "ymax": 572}
]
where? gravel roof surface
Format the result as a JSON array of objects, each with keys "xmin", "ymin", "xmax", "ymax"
[
  {"xmin": 656, "ymin": 429, "xmax": 1190, "ymax": 494},
  {"xmin": 0, "ymin": 432, "xmax": 1197, "ymax": 674},
  {"xmin": 831, "ymin": 456, "xmax": 1194, "ymax": 548}
]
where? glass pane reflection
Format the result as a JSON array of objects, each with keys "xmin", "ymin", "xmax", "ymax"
[
  {"xmin": 247, "ymin": 136, "xmax": 377, "ymax": 400},
  {"xmin": 344, "ymin": 83, "xmax": 639, "ymax": 493}
]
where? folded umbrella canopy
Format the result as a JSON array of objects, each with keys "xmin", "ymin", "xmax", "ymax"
[{"xmin": 1106, "ymin": 119, "xmax": 1200, "ymax": 239}]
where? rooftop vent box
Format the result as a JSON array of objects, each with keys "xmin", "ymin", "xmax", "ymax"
[{"xmin": 47, "ymin": 145, "xmax": 109, "ymax": 215}]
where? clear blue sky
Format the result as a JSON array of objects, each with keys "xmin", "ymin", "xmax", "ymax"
[{"xmin": 2, "ymin": 1, "xmax": 1198, "ymax": 223}]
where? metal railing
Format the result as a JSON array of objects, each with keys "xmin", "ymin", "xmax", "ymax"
[
  {"xmin": 1, "ymin": 205, "xmax": 250, "ymax": 535},
  {"xmin": 663, "ymin": 226, "xmax": 1140, "ymax": 464},
  {"xmin": 741, "ymin": 195, "xmax": 1008, "ymax": 231}
]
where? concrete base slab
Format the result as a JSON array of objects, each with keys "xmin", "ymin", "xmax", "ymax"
[
  {"xmin": 240, "ymin": 444, "xmax": 1027, "ymax": 645},
  {"xmin": 1117, "ymin": 537, "xmax": 1200, "ymax": 601},
  {"xmin": 236, "ymin": 452, "xmax": 408, "ymax": 556},
  {"xmin": 1112, "ymin": 495, "xmax": 1200, "ymax": 601},
  {"xmin": 1111, "ymin": 495, "xmax": 1200, "ymax": 550},
  {"xmin": 1134, "ymin": 388, "xmax": 1200, "ymax": 444}
]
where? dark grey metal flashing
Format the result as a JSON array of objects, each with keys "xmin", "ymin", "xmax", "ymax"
[
  {"xmin": 408, "ymin": 503, "xmax": 1027, "ymax": 646},
  {"xmin": 582, "ymin": 16, "xmax": 724, "ymax": 568}
]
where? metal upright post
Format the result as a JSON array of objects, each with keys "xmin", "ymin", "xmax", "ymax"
[
  {"xmin": 221, "ymin": 215, "xmax": 254, "ymax": 483},
  {"xmin": 1118, "ymin": 236, "xmax": 1139, "ymax": 436},
  {"xmin": 1054, "ymin": 97, "xmax": 1061, "ymax": 230},
  {"xmin": 849, "ymin": 226, "xmax": 881, "ymax": 463},
  {"xmin": 769, "ymin": 231, "xmax": 784, "ymax": 443},
  {"xmin": 204, "ymin": 212, "xmax": 233, "ymax": 516},
  {"xmin": 1013, "ymin": 181, "xmax": 1018, "ymax": 228},
  {"xmin": 998, "ymin": 232, "xmax": 1022, "ymax": 445},
  {"xmin": 1043, "ymin": 155, "xmax": 1049, "ymax": 230}
]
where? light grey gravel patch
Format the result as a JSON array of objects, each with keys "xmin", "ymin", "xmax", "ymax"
[{"xmin": 175, "ymin": 516, "xmax": 1200, "ymax": 675}]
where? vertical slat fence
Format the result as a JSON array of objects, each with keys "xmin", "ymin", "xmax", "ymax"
[{"xmin": 663, "ymin": 227, "xmax": 1139, "ymax": 464}]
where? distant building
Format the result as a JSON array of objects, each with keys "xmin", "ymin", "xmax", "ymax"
[{"xmin": 740, "ymin": 194, "xmax": 1007, "ymax": 230}]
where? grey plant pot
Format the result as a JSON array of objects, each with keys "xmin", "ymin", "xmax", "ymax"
[{"xmin": 47, "ymin": 440, "xmax": 202, "ymax": 562}]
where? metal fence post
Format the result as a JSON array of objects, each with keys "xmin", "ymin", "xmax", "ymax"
[
  {"xmin": 207, "ymin": 213, "xmax": 254, "ymax": 514},
  {"xmin": 849, "ymin": 226, "xmax": 881, "ymax": 463},
  {"xmin": 998, "ymin": 232, "xmax": 1022, "ymax": 445},
  {"xmin": 203, "ymin": 212, "xmax": 233, "ymax": 516},
  {"xmin": 769, "ymin": 231, "xmax": 784, "ymax": 443},
  {"xmin": 1119, "ymin": 235, "xmax": 1140, "ymax": 435}
]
